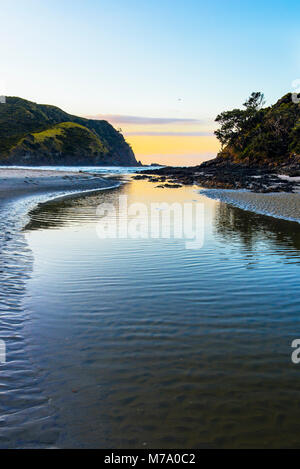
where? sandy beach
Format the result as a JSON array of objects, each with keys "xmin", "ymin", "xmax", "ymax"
[
  {"xmin": 0, "ymin": 168, "xmax": 119, "ymax": 203},
  {"xmin": 202, "ymin": 188, "xmax": 300, "ymax": 223}
]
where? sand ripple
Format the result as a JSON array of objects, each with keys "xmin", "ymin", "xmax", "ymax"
[{"xmin": 202, "ymin": 189, "xmax": 300, "ymax": 223}]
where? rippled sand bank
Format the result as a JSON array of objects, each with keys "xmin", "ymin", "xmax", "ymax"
[
  {"xmin": 0, "ymin": 168, "xmax": 118, "ymax": 203},
  {"xmin": 202, "ymin": 189, "xmax": 300, "ymax": 223}
]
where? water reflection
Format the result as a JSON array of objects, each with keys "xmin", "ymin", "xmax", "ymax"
[
  {"xmin": 26, "ymin": 183, "xmax": 300, "ymax": 258},
  {"xmin": 18, "ymin": 180, "xmax": 300, "ymax": 448},
  {"xmin": 214, "ymin": 201, "xmax": 300, "ymax": 260},
  {"xmin": 24, "ymin": 186, "xmax": 126, "ymax": 232}
]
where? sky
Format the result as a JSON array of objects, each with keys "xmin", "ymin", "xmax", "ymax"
[{"xmin": 0, "ymin": 0, "xmax": 299, "ymax": 165}]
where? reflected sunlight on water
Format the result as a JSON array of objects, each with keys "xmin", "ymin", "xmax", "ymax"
[{"xmin": 2, "ymin": 178, "xmax": 300, "ymax": 448}]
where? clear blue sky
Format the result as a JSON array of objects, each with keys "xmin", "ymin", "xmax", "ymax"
[{"xmin": 0, "ymin": 0, "xmax": 299, "ymax": 163}]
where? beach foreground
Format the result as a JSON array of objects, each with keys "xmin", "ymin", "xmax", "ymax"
[{"xmin": 0, "ymin": 168, "xmax": 118, "ymax": 202}]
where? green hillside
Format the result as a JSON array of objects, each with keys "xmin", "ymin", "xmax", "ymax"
[
  {"xmin": 213, "ymin": 92, "xmax": 300, "ymax": 169},
  {"xmin": 0, "ymin": 97, "xmax": 138, "ymax": 166}
]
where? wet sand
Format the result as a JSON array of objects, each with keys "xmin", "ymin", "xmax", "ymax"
[
  {"xmin": 202, "ymin": 189, "xmax": 300, "ymax": 223},
  {"xmin": 0, "ymin": 168, "xmax": 118, "ymax": 203}
]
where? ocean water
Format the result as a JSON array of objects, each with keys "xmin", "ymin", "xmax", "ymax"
[
  {"xmin": 1, "ymin": 173, "xmax": 300, "ymax": 448},
  {"xmin": 0, "ymin": 165, "xmax": 160, "ymax": 175}
]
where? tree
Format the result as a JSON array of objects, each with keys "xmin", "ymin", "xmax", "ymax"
[
  {"xmin": 243, "ymin": 92, "xmax": 265, "ymax": 111},
  {"xmin": 214, "ymin": 92, "xmax": 265, "ymax": 148},
  {"xmin": 214, "ymin": 109, "xmax": 246, "ymax": 148}
]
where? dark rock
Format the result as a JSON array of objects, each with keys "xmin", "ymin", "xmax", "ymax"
[{"xmin": 138, "ymin": 162, "xmax": 299, "ymax": 193}]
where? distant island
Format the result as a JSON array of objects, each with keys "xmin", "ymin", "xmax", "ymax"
[
  {"xmin": 141, "ymin": 92, "xmax": 300, "ymax": 193},
  {"xmin": 0, "ymin": 97, "xmax": 140, "ymax": 166}
]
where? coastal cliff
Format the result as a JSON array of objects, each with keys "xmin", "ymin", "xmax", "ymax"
[{"xmin": 0, "ymin": 97, "xmax": 139, "ymax": 166}]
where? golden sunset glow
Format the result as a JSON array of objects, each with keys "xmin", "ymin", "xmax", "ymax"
[
  {"xmin": 125, "ymin": 135, "xmax": 220, "ymax": 166},
  {"xmin": 86, "ymin": 114, "xmax": 219, "ymax": 166}
]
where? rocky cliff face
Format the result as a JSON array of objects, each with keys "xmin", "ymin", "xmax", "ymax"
[{"xmin": 0, "ymin": 97, "xmax": 139, "ymax": 166}]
